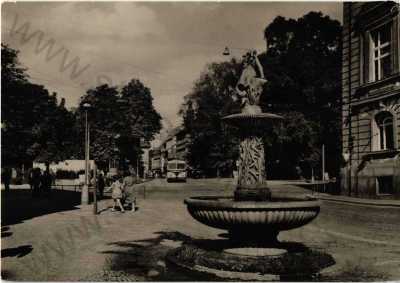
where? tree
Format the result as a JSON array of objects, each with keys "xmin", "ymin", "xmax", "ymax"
[
  {"xmin": 260, "ymin": 12, "xmax": 342, "ymax": 178},
  {"xmin": 180, "ymin": 12, "xmax": 341, "ymax": 179},
  {"xmin": 31, "ymin": 92, "xmax": 77, "ymax": 164},
  {"xmin": 120, "ymin": 79, "xmax": 162, "ymax": 143},
  {"xmin": 266, "ymin": 112, "xmax": 318, "ymax": 179},
  {"xmin": 180, "ymin": 59, "xmax": 242, "ymax": 176},
  {"xmin": 76, "ymin": 80, "xmax": 161, "ymax": 171},
  {"xmin": 1, "ymin": 43, "xmax": 28, "ymax": 87},
  {"xmin": 1, "ymin": 44, "xmax": 77, "ymax": 168}
]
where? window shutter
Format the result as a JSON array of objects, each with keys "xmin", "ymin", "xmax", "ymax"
[
  {"xmin": 363, "ymin": 31, "xmax": 370, "ymax": 82},
  {"xmin": 392, "ymin": 16, "xmax": 399, "ymax": 74},
  {"xmin": 371, "ymin": 115, "xmax": 379, "ymax": 151}
]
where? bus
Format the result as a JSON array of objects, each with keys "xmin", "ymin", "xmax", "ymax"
[{"xmin": 166, "ymin": 159, "xmax": 187, "ymax": 182}]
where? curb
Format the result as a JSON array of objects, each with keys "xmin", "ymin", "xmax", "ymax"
[{"xmin": 311, "ymin": 194, "xmax": 400, "ymax": 208}]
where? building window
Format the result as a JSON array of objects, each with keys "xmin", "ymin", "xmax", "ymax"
[
  {"xmin": 374, "ymin": 111, "xmax": 394, "ymax": 150},
  {"xmin": 370, "ymin": 23, "xmax": 392, "ymax": 82},
  {"xmin": 376, "ymin": 176, "xmax": 394, "ymax": 195}
]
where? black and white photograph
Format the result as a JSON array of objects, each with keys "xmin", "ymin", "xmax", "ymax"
[{"xmin": 1, "ymin": 1, "xmax": 400, "ymax": 281}]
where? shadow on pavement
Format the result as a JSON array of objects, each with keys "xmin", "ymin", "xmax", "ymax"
[
  {"xmin": 1, "ymin": 189, "xmax": 82, "ymax": 226},
  {"xmin": 1, "ymin": 245, "xmax": 33, "ymax": 258},
  {"xmin": 98, "ymin": 231, "xmax": 336, "ymax": 282},
  {"xmin": 1, "ymin": 226, "xmax": 13, "ymax": 238},
  {"xmin": 1, "ymin": 269, "xmax": 16, "ymax": 280},
  {"xmin": 99, "ymin": 231, "xmax": 222, "ymax": 281}
]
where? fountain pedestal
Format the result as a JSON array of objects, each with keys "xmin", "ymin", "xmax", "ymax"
[{"xmin": 223, "ymin": 112, "xmax": 282, "ymax": 201}]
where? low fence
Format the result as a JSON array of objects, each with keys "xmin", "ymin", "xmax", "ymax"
[
  {"xmin": 51, "ymin": 181, "xmax": 149, "ymax": 199},
  {"xmin": 299, "ymin": 181, "xmax": 341, "ymax": 195},
  {"xmin": 52, "ymin": 184, "xmax": 82, "ymax": 192}
]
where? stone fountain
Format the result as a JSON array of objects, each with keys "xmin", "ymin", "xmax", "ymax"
[
  {"xmin": 186, "ymin": 51, "xmax": 320, "ymax": 242},
  {"xmin": 168, "ymin": 51, "xmax": 334, "ymax": 280}
]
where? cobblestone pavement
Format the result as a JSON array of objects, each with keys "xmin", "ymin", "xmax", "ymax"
[{"xmin": 1, "ymin": 178, "xmax": 400, "ymax": 281}]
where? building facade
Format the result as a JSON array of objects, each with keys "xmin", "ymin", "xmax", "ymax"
[
  {"xmin": 149, "ymin": 126, "xmax": 190, "ymax": 175},
  {"xmin": 149, "ymin": 148, "xmax": 162, "ymax": 174},
  {"xmin": 341, "ymin": 2, "xmax": 400, "ymax": 199}
]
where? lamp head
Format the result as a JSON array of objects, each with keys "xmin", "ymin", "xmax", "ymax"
[
  {"xmin": 223, "ymin": 47, "xmax": 230, "ymax": 56},
  {"xmin": 82, "ymin": 103, "xmax": 91, "ymax": 109}
]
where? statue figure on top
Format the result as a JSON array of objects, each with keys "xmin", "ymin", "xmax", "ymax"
[{"xmin": 234, "ymin": 50, "xmax": 267, "ymax": 114}]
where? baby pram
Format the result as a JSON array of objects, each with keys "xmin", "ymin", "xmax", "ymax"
[{"xmin": 122, "ymin": 186, "xmax": 137, "ymax": 211}]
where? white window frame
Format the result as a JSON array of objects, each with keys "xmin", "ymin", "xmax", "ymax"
[
  {"xmin": 369, "ymin": 22, "xmax": 392, "ymax": 82},
  {"xmin": 371, "ymin": 111, "xmax": 395, "ymax": 151},
  {"xmin": 377, "ymin": 115, "xmax": 393, "ymax": 150}
]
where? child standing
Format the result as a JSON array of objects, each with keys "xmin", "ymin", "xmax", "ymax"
[{"xmin": 111, "ymin": 176, "xmax": 125, "ymax": 213}]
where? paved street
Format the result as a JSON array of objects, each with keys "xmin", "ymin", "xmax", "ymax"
[{"xmin": 1, "ymin": 179, "xmax": 400, "ymax": 281}]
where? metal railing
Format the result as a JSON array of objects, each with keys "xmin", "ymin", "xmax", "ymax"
[{"xmin": 52, "ymin": 184, "xmax": 83, "ymax": 192}]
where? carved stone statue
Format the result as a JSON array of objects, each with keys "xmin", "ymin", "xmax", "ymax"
[
  {"xmin": 234, "ymin": 50, "xmax": 268, "ymax": 115},
  {"xmin": 225, "ymin": 50, "xmax": 276, "ymax": 200}
]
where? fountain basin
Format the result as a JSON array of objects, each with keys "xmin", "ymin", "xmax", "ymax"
[
  {"xmin": 222, "ymin": 112, "xmax": 283, "ymax": 128},
  {"xmin": 184, "ymin": 195, "xmax": 320, "ymax": 237}
]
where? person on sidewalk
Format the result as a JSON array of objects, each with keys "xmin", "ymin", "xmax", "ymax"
[
  {"xmin": 40, "ymin": 169, "xmax": 53, "ymax": 198},
  {"xmin": 2, "ymin": 167, "xmax": 12, "ymax": 194},
  {"xmin": 111, "ymin": 176, "xmax": 125, "ymax": 213},
  {"xmin": 123, "ymin": 171, "xmax": 138, "ymax": 211},
  {"xmin": 31, "ymin": 168, "xmax": 42, "ymax": 197},
  {"xmin": 97, "ymin": 173, "xmax": 105, "ymax": 199}
]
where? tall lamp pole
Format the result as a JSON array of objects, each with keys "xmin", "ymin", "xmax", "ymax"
[
  {"xmin": 93, "ymin": 162, "xmax": 98, "ymax": 214},
  {"xmin": 81, "ymin": 103, "xmax": 91, "ymax": 205}
]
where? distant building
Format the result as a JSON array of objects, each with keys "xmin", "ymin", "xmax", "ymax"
[
  {"xmin": 175, "ymin": 128, "xmax": 190, "ymax": 160},
  {"xmin": 149, "ymin": 126, "xmax": 190, "ymax": 174},
  {"xmin": 341, "ymin": 2, "xmax": 400, "ymax": 198},
  {"xmin": 142, "ymin": 148, "xmax": 150, "ymax": 177},
  {"xmin": 139, "ymin": 138, "xmax": 151, "ymax": 177},
  {"xmin": 149, "ymin": 147, "xmax": 162, "ymax": 174}
]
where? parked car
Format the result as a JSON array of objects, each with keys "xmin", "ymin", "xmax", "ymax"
[{"xmin": 189, "ymin": 169, "xmax": 205, "ymax": 179}]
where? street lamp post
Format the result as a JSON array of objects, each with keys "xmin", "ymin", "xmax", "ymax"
[
  {"xmin": 81, "ymin": 103, "xmax": 91, "ymax": 205},
  {"xmin": 93, "ymin": 162, "xmax": 98, "ymax": 214}
]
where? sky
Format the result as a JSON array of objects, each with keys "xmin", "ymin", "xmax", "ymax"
[{"xmin": 2, "ymin": 1, "xmax": 342, "ymax": 138}]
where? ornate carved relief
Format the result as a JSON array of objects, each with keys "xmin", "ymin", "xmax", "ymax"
[{"xmin": 238, "ymin": 136, "xmax": 266, "ymax": 188}]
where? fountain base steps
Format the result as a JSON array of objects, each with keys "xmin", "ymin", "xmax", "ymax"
[
  {"xmin": 167, "ymin": 242, "xmax": 335, "ymax": 281},
  {"xmin": 224, "ymin": 247, "xmax": 287, "ymax": 257}
]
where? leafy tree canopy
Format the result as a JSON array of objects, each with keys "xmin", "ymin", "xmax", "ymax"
[
  {"xmin": 180, "ymin": 59, "xmax": 242, "ymax": 176},
  {"xmin": 260, "ymin": 11, "xmax": 342, "ymax": 178},
  {"xmin": 76, "ymin": 80, "xmax": 161, "ymax": 169},
  {"xmin": 180, "ymin": 12, "xmax": 342, "ymax": 179},
  {"xmin": 1, "ymin": 44, "xmax": 76, "ymax": 166},
  {"xmin": 261, "ymin": 12, "xmax": 341, "ymax": 111},
  {"xmin": 1, "ymin": 43, "xmax": 28, "ymax": 87}
]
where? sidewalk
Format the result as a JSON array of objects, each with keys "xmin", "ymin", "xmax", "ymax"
[
  {"xmin": 267, "ymin": 180, "xmax": 400, "ymax": 208},
  {"xmin": 311, "ymin": 192, "xmax": 400, "ymax": 208},
  {"xmin": 2, "ymin": 179, "xmax": 400, "ymax": 281}
]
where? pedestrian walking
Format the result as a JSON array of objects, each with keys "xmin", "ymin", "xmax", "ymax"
[
  {"xmin": 111, "ymin": 176, "xmax": 125, "ymax": 213},
  {"xmin": 49, "ymin": 169, "xmax": 56, "ymax": 186},
  {"xmin": 2, "ymin": 167, "xmax": 12, "ymax": 194},
  {"xmin": 123, "ymin": 171, "xmax": 138, "ymax": 211},
  {"xmin": 31, "ymin": 168, "xmax": 42, "ymax": 197},
  {"xmin": 41, "ymin": 169, "xmax": 53, "ymax": 197},
  {"xmin": 97, "ymin": 173, "xmax": 105, "ymax": 199}
]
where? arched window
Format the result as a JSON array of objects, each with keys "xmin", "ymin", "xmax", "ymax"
[{"xmin": 375, "ymin": 111, "xmax": 394, "ymax": 150}]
